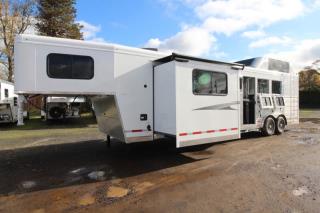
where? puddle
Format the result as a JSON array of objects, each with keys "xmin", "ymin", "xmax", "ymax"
[
  {"xmin": 88, "ymin": 171, "xmax": 106, "ymax": 181},
  {"xmin": 78, "ymin": 193, "xmax": 95, "ymax": 206},
  {"xmin": 292, "ymin": 186, "xmax": 309, "ymax": 196},
  {"xmin": 106, "ymin": 186, "xmax": 129, "ymax": 198},
  {"xmin": 296, "ymin": 135, "xmax": 319, "ymax": 145},
  {"xmin": 21, "ymin": 181, "xmax": 36, "ymax": 189}
]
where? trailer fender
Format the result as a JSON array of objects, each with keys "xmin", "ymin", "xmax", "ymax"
[{"xmin": 277, "ymin": 115, "xmax": 287, "ymax": 125}]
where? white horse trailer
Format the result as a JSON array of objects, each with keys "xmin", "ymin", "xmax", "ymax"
[
  {"xmin": 0, "ymin": 80, "xmax": 28, "ymax": 123},
  {"xmin": 14, "ymin": 35, "xmax": 299, "ymax": 147},
  {"xmin": 41, "ymin": 96, "xmax": 86, "ymax": 120},
  {"xmin": 0, "ymin": 80, "xmax": 17, "ymax": 123}
]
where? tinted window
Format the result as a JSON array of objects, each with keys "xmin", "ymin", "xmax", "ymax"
[
  {"xmin": 47, "ymin": 53, "xmax": 94, "ymax": 79},
  {"xmin": 4, "ymin": 89, "xmax": 8, "ymax": 98},
  {"xmin": 193, "ymin": 70, "xmax": 228, "ymax": 95},
  {"xmin": 268, "ymin": 59, "xmax": 289, "ymax": 73},
  {"xmin": 272, "ymin": 81, "xmax": 282, "ymax": 94},
  {"xmin": 258, "ymin": 79, "xmax": 269, "ymax": 94},
  {"xmin": 72, "ymin": 56, "xmax": 94, "ymax": 79}
]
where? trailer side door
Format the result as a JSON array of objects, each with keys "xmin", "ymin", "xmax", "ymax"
[{"xmin": 176, "ymin": 61, "xmax": 241, "ymax": 148}]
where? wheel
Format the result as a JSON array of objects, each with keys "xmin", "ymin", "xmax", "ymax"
[
  {"xmin": 49, "ymin": 107, "xmax": 64, "ymax": 119},
  {"xmin": 275, "ymin": 116, "xmax": 286, "ymax": 134},
  {"xmin": 262, "ymin": 117, "xmax": 276, "ymax": 136}
]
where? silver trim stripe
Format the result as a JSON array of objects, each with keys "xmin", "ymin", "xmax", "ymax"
[{"xmin": 194, "ymin": 101, "xmax": 240, "ymax": 111}]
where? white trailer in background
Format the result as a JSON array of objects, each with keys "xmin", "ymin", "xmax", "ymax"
[
  {"xmin": 41, "ymin": 96, "xmax": 86, "ymax": 120},
  {"xmin": 0, "ymin": 80, "xmax": 28, "ymax": 124},
  {"xmin": 14, "ymin": 35, "xmax": 299, "ymax": 148}
]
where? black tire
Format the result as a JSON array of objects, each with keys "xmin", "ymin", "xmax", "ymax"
[
  {"xmin": 275, "ymin": 116, "xmax": 286, "ymax": 134},
  {"xmin": 49, "ymin": 107, "xmax": 63, "ymax": 119},
  {"xmin": 262, "ymin": 117, "xmax": 276, "ymax": 136}
]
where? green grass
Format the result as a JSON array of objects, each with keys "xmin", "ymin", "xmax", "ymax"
[
  {"xmin": 300, "ymin": 108, "xmax": 320, "ymax": 119},
  {"xmin": 0, "ymin": 127, "xmax": 98, "ymax": 140},
  {"xmin": 0, "ymin": 116, "xmax": 99, "ymax": 140}
]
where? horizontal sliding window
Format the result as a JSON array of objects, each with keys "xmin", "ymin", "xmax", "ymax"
[
  {"xmin": 47, "ymin": 53, "xmax": 94, "ymax": 80},
  {"xmin": 193, "ymin": 69, "xmax": 228, "ymax": 96}
]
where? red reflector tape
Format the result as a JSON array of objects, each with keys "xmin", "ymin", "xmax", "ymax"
[
  {"xmin": 132, "ymin": 130, "xmax": 143, "ymax": 133},
  {"xmin": 180, "ymin": 127, "xmax": 239, "ymax": 137},
  {"xmin": 192, "ymin": 131, "xmax": 202, "ymax": 135}
]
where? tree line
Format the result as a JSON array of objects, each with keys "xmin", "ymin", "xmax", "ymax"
[
  {"xmin": 0, "ymin": 0, "xmax": 82, "ymax": 82},
  {"xmin": 299, "ymin": 60, "xmax": 320, "ymax": 92}
]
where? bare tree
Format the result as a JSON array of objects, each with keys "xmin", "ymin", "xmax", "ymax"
[{"xmin": 0, "ymin": 0, "xmax": 36, "ymax": 82}]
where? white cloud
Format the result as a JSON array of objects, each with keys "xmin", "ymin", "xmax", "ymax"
[
  {"xmin": 312, "ymin": 0, "xmax": 320, "ymax": 8},
  {"xmin": 145, "ymin": 38, "xmax": 162, "ymax": 48},
  {"xmin": 249, "ymin": 36, "xmax": 293, "ymax": 48},
  {"xmin": 150, "ymin": 0, "xmax": 309, "ymax": 57},
  {"xmin": 267, "ymin": 38, "xmax": 320, "ymax": 67},
  {"xmin": 145, "ymin": 27, "xmax": 215, "ymax": 56},
  {"xmin": 202, "ymin": 17, "xmax": 247, "ymax": 36},
  {"xmin": 77, "ymin": 20, "xmax": 106, "ymax": 42},
  {"xmin": 242, "ymin": 30, "xmax": 266, "ymax": 39},
  {"xmin": 196, "ymin": 0, "xmax": 305, "ymax": 35}
]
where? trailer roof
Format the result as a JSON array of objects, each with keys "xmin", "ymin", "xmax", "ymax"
[
  {"xmin": 154, "ymin": 53, "xmax": 244, "ymax": 69},
  {"xmin": 16, "ymin": 34, "xmax": 166, "ymax": 58}
]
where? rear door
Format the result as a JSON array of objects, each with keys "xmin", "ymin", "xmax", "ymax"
[{"xmin": 175, "ymin": 61, "xmax": 241, "ymax": 148}]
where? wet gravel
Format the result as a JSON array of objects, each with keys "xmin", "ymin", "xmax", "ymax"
[{"xmin": 0, "ymin": 116, "xmax": 320, "ymax": 212}]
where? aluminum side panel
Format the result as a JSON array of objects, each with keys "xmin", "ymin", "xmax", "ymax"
[
  {"xmin": 91, "ymin": 96, "xmax": 125, "ymax": 142},
  {"xmin": 175, "ymin": 62, "xmax": 241, "ymax": 148}
]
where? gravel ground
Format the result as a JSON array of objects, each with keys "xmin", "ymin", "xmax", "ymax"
[{"xmin": 0, "ymin": 112, "xmax": 320, "ymax": 213}]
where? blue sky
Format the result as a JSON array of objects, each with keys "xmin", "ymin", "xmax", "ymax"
[{"xmin": 76, "ymin": 0, "xmax": 320, "ymax": 65}]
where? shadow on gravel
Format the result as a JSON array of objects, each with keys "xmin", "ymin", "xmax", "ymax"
[{"xmin": 0, "ymin": 138, "xmax": 209, "ymax": 196}]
